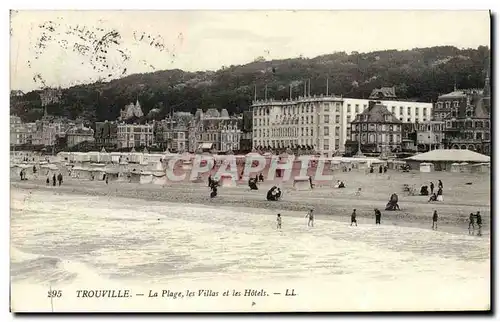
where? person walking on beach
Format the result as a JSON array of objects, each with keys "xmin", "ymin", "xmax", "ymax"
[
  {"xmin": 432, "ymin": 210, "xmax": 438, "ymax": 230},
  {"xmin": 305, "ymin": 208, "xmax": 314, "ymax": 227},
  {"xmin": 438, "ymin": 180, "xmax": 443, "ymax": 190},
  {"xmin": 46, "ymin": 177, "xmax": 50, "ymax": 185},
  {"xmin": 468, "ymin": 213, "xmax": 475, "ymax": 234},
  {"xmin": 276, "ymin": 214, "xmax": 282, "ymax": 230},
  {"xmin": 351, "ymin": 209, "xmax": 357, "ymax": 226},
  {"xmin": 430, "ymin": 181, "xmax": 435, "ymax": 195},
  {"xmin": 57, "ymin": 173, "xmax": 63, "ymax": 186},
  {"xmin": 476, "ymin": 211, "xmax": 482, "ymax": 236},
  {"xmin": 52, "ymin": 174, "xmax": 56, "ymax": 186},
  {"xmin": 374, "ymin": 208, "xmax": 382, "ymax": 225}
]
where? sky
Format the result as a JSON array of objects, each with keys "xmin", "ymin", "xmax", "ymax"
[{"xmin": 9, "ymin": 10, "xmax": 491, "ymax": 92}]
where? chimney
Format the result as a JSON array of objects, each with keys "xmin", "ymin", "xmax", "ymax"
[{"xmin": 368, "ymin": 100, "xmax": 377, "ymax": 110}]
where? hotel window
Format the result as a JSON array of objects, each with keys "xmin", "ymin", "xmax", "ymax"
[
  {"xmin": 407, "ymin": 107, "xmax": 411, "ymax": 114},
  {"xmin": 392, "ymin": 107, "xmax": 396, "ymax": 114},
  {"xmin": 453, "ymin": 101, "xmax": 459, "ymax": 107},
  {"xmin": 335, "ymin": 127, "xmax": 340, "ymax": 136},
  {"xmin": 335, "ymin": 139, "xmax": 340, "ymax": 149},
  {"xmin": 324, "ymin": 115, "xmax": 330, "ymax": 123},
  {"xmin": 335, "ymin": 115, "xmax": 340, "ymax": 123},
  {"xmin": 301, "ymin": 106, "xmax": 304, "ymax": 113},
  {"xmin": 347, "ymin": 115, "xmax": 351, "ymax": 123},
  {"xmin": 324, "ymin": 126, "xmax": 329, "ymax": 136},
  {"xmin": 407, "ymin": 118, "xmax": 411, "ymax": 122},
  {"xmin": 335, "ymin": 104, "xmax": 340, "ymax": 113},
  {"xmin": 310, "ymin": 128, "xmax": 314, "ymax": 136},
  {"xmin": 363, "ymin": 104, "xmax": 367, "ymax": 109},
  {"xmin": 423, "ymin": 107, "xmax": 427, "ymax": 115},
  {"xmin": 301, "ymin": 117, "xmax": 304, "ymax": 124},
  {"xmin": 399, "ymin": 107, "xmax": 403, "ymax": 115},
  {"xmin": 445, "ymin": 101, "xmax": 451, "ymax": 108},
  {"xmin": 355, "ymin": 104, "xmax": 359, "ymax": 113},
  {"xmin": 415, "ymin": 109, "xmax": 419, "ymax": 116},
  {"xmin": 324, "ymin": 103, "xmax": 330, "ymax": 112},
  {"xmin": 306, "ymin": 105, "xmax": 309, "ymax": 113},
  {"xmin": 437, "ymin": 102, "xmax": 443, "ymax": 108},
  {"xmin": 347, "ymin": 104, "xmax": 351, "ymax": 113}
]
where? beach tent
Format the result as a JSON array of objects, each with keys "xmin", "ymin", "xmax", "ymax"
[
  {"xmin": 129, "ymin": 171, "xmax": 141, "ymax": 183},
  {"xmin": 293, "ymin": 176, "xmax": 312, "ymax": 191},
  {"xmin": 139, "ymin": 171, "xmax": 153, "ymax": 184},
  {"xmin": 450, "ymin": 163, "xmax": 461, "ymax": 173},
  {"xmin": 419, "ymin": 162, "xmax": 434, "ymax": 173},
  {"xmin": 152, "ymin": 172, "xmax": 167, "ymax": 185},
  {"xmin": 90, "ymin": 168, "xmax": 107, "ymax": 181},
  {"xmin": 470, "ymin": 163, "xmax": 490, "ymax": 173},
  {"xmin": 459, "ymin": 162, "xmax": 470, "ymax": 173},
  {"xmin": 405, "ymin": 149, "xmax": 490, "ymax": 171},
  {"xmin": 105, "ymin": 169, "xmax": 120, "ymax": 182}
]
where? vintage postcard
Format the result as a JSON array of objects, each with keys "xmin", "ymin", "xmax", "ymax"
[{"xmin": 9, "ymin": 10, "xmax": 491, "ymax": 312}]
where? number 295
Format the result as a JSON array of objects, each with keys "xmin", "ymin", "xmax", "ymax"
[{"xmin": 47, "ymin": 290, "xmax": 62, "ymax": 298}]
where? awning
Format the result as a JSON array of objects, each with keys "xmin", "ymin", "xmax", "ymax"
[{"xmin": 199, "ymin": 143, "xmax": 213, "ymax": 149}]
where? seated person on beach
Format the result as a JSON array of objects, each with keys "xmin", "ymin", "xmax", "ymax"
[
  {"xmin": 267, "ymin": 186, "xmax": 282, "ymax": 201},
  {"xmin": 338, "ymin": 181, "xmax": 345, "ymax": 188},
  {"xmin": 385, "ymin": 193, "xmax": 400, "ymax": 211},
  {"xmin": 420, "ymin": 185, "xmax": 429, "ymax": 196},
  {"xmin": 248, "ymin": 178, "xmax": 258, "ymax": 190},
  {"xmin": 428, "ymin": 193, "xmax": 437, "ymax": 202}
]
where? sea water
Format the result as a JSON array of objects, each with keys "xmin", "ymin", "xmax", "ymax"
[{"xmin": 10, "ymin": 189, "xmax": 490, "ymax": 312}]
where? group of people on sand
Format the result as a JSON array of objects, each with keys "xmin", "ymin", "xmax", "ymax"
[
  {"xmin": 369, "ymin": 165, "xmax": 388, "ymax": 174},
  {"xmin": 427, "ymin": 180, "xmax": 444, "ymax": 202},
  {"xmin": 45, "ymin": 173, "xmax": 64, "ymax": 186},
  {"xmin": 275, "ymin": 206, "xmax": 483, "ymax": 236},
  {"xmin": 468, "ymin": 211, "xmax": 483, "ymax": 236}
]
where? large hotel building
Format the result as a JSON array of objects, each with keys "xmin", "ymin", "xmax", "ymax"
[{"xmin": 251, "ymin": 90, "xmax": 433, "ymax": 157}]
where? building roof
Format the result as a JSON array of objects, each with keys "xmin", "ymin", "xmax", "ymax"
[
  {"xmin": 368, "ymin": 86, "xmax": 397, "ymax": 99},
  {"xmin": 354, "ymin": 103, "xmax": 401, "ymax": 123},
  {"xmin": 472, "ymin": 95, "xmax": 490, "ymax": 118},
  {"xmin": 405, "ymin": 149, "xmax": 490, "ymax": 163}
]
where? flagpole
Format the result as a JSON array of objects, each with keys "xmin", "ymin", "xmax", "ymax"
[
  {"xmin": 265, "ymin": 84, "xmax": 268, "ymax": 101},
  {"xmin": 254, "ymin": 84, "xmax": 257, "ymax": 101},
  {"xmin": 289, "ymin": 84, "xmax": 292, "ymax": 100},
  {"xmin": 326, "ymin": 77, "xmax": 329, "ymax": 96}
]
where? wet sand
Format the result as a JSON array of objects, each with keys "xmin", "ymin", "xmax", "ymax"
[{"xmin": 11, "ymin": 169, "xmax": 490, "ymax": 235}]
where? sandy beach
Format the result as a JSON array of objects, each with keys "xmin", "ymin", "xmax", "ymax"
[
  {"xmin": 10, "ymin": 168, "xmax": 491, "ymax": 312},
  {"xmin": 11, "ymin": 168, "xmax": 491, "ymax": 233}
]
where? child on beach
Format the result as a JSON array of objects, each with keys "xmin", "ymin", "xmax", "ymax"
[
  {"xmin": 305, "ymin": 208, "xmax": 314, "ymax": 227},
  {"xmin": 351, "ymin": 209, "xmax": 357, "ymax": 226},
  {"xmin": 476, "ymin": 211, "xmax": 482, "ymax": 236},
  {"xmin": 276, "ymin": 214, "xmax": 282, "ymax": 230},
  {"xmin": 432, "ymin": 210, "xmax": 438, "ymax": 230},
  {"xmin": 468, "ymin": 213, "xmax": 475, "ymax": 234}
]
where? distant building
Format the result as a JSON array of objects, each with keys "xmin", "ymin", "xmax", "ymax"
[
  {"xmin": 119, "ymin": 100, "xmax": 144, "ymax": 121},
  {"xmin": 117, "ymin": 123, "xmax": 154, "ymax": 149},
  {"xmin": 345, "ymin": 101, "xmax": 402, "ymax": 155},
  {"xmin": 401, "ymin": 121, "xmax": 445, "ymax": 152},
  {"xmin": 433, "ymin": 71, "xmax": 491, "ymax": 155},
  {"xmin": 66, "ymin": 124, "xmax": 95, "ymax": 148},
  {"xmin": 368, "ymin": 86, "xmax": 397, "ymax": 101},
  {"xmin": 189, "ymin": 108, "xmax": 241, "ymax": 153},
  {"xmin": 94, "ymin": 121, "xmax": 118, "ymax": 149},
  {"xmin": 154, "ymin": 112, "xmax": 192, "ymax": 152},
  {"xmin": 239, "ymin": 111, "xmax": 253, "ymax": 152},
  {"xmin": 251, "ymin": 93, "xmax": 430, "ymax": 156},
  {"xmin": 32, "ymin": 119, "xmax": 71, "ymax": 146},
  {"xmin": 10, "ymin": 115, "xmax": 37, "ymax": 145}
]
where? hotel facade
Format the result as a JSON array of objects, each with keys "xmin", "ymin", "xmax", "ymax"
[{"xmin": 251, "ymin": 94, "xmax": 433, "ymax": 156}]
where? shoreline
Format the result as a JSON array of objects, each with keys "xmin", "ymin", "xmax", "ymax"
[{"xmin": 11, "ymin": 178, "xmax": 490, "ymax": 236}]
